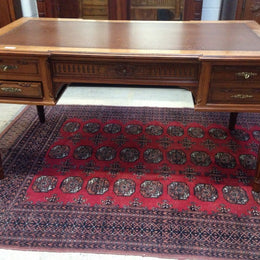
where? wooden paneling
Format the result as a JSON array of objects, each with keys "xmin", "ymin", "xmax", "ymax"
[
  {"xmin": 81, "ymin": 0, "xmax": 108, "ymax": 19},
  {"xmin": 36, "ymin": 0, "xmax": 58, "ymax": 17},
  {"xmin": 36, "ymin": 0, "xmax": 80, "ymax": 18},
  {"xmin": 0, "ymin": 0, "xmax": 22, "ymax": 28},
  {"xmin": 236, "ymin": 0, "xmax": 260, "ymax": 23},
  {"xmin": 108, "ymin": 0, "xmax": 129, "ymax": 20},
  {"xmin": 58, "ymin": 0, "xmax": 80, "ymax": 18},
  {"xmin": 37, "ymin": 0, "xmax": 202, "ymax": 21},
  {"xmin": 184, "ymin": 0, "xmax": 203, "ymax": 20},
  {"xmin": 129, "ymin": 0, "xmax": 185, "ymax": 21},
  {"xmin": 0, "ymin": 1, "xmax": 13, "ymax": 28}
]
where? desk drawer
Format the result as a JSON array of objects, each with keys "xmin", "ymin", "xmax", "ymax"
[
  {"xmin": 52, "ymin": 61, "xmax": 199, "ymax": 82},
  {"xmin": 208, "ymin": 84, "xmax": 260, "ymax": 104},
  {"xmin": 211, "ymin": 65, "xmax": 260, "ymax": 82},
  {"xmin": 0, "ymin": 58, "xmax": 40, "ymax": 77},
  {"xmin": 0, "ymin": 81, "xmax": 43, "ymax": 98}
]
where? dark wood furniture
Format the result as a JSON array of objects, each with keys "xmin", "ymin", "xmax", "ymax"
[
  {"xmin": 236, "ymin": 0, "xmax": 260, "ymax": 23},
  {"xmin": 37, "ymin": 0, "xmax": 81, "ymax": 18},
  {"xmin": 183, "ymin": 0, "xmax": 203, "ymax": 20},
  {"xmin": 0, "ymin": 0, "xmax": 22, "ymax": 28},
  {"xmin": 36, "ymin": 0, "xmax": 203, "ymax": 20},
  {"xmin": 0, "ymin": 18, "xmax": 260, "ymax": 192},
  {"xmin": 220, "ymin": 0, "xmax": 260, "ymax": 23}
]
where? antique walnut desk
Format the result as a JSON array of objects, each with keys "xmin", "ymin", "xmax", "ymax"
[{"xmin": 0, "ymin": 18, "xmax": 260, "ymax": 191}]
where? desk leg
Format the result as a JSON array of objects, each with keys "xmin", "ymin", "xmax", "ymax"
[
  {"xmin": 253, "ymin": 149, "xmax": 260, "ymax": 192},
  {"xmin": 228, "ymin": 112, "xmax": 238, "ymax": 130},
  {"xmin": 37, "ymin": 105, "xmax": 45, "ymax": 123},
  {"xmin": 0, "ymin": 153, "xmax": 3, "ymax": 180}
]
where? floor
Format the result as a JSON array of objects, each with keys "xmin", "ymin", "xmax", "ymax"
[{"xmin": 0, "ymin": 86, "xmax": 194, "ymax": 260}]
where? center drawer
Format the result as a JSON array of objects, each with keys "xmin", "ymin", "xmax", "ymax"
[
  {"xmin": 0, "ymin": 81, "xmax": 43, "ymax": 98},
  {"xmin": 52, "ymin": 61, "xmax": 199, "ymax": 83}
]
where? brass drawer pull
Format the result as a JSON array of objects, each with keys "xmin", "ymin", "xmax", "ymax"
[
  {"xmin": 18, "ymin": 82, "xmax": 32, "ymax": 88},
  {"xmin": 236, "ymin": 72, "xmax": 257, "ymax": 79},
  {"xmin": 231, "ymin": 94, "xmax": 253, "ymax": 99},
  {"xmin": 0, "ymin": 87, "xmax": 22, "ymax": 93},
  {"xmin": 0, "ymin": 64, "xmax": 18, "ymax": 72}
]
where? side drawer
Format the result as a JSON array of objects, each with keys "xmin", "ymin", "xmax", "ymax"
[
  {"xmin": 208, "ymin": 83, "xmax": 260, "ymax": 104},
  {"xmin": 0, "ymin": 81, "xmax": 43, "ymax": 98},
  {"xmin": 0, "ymin": 58, "xmax": 40, "ymax": 77},
  {"xmin": 211, "ymin": 65, "xmax": 260, "ymax": 82}
]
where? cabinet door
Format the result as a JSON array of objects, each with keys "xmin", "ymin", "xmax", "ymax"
[
  {"xmin": 236, "ymin": 0, "xmax": 260, "ymax": 23},
  {"xmin": 0, "ymin": 0, "xmax": 22, "ymax": 28},
  {"xmin": 37, "ymin": 0, "xmax": 80, "ymax": 18},
  {"xmin": 82, "ymin": 0, "xmax": 109, "ymax": 19},
  {"xmin": 0, "ymin": 1, "xmax": 13, "ymax": 27},
  {"xmin": 57, "ymin": 0, "xmax": 80, "ymax": 18},
  {"xmin": 183, "ymin": 0, "xmax": 203, "ymax": 20},
  {"xmin": 37, "ymin": 0, "xmax": 58, "ymax": 17},
  {"xmin": 129, "ymin": 0, "xmax": 185, "ymax": 21},
  {"xmin": 0, "ymin": 0, "xmax": 19, "ymax": 27},
  {"xmin": 128, "ymin": 0, "xmax": 202, "ymax": 21}
]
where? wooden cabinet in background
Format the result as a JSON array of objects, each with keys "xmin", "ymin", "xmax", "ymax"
[
  {"xmin": 129, "ymin": 0, "xmax": 185, "ymax": 21},
  {"xmin": 36, "ymin": 0, "xmax": 203, "ymax": 21},
  {"xmin": 236, "ymin": 0, "xmax": 260, "ymax": 23},
  {"xmin": 184, "ymin": 0, "xmax": 203, "ymax": 20},
  {"xmin": 81, "ymin": 0, "xmax": 108, "ymax": 20},
  {"xmin": 0, "ymin": 0, "xmax": 22, "ymax": 28},
  {"xmin": 220, "ymin": 0, "xmax": 260, "ymax": 23},
  {"xmin": 37, "ymin": 0, "xmax": 80, "ymax": 18}
]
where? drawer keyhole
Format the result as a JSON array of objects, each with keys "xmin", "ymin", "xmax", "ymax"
[{"xmin": 236, "ymin": 72, "xmax": 257, "ymax": 79}]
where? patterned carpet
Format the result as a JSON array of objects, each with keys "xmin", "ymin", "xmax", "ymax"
[{"xmin": 0, "ymin": 105, "xmax": 259, "ymax": 260}]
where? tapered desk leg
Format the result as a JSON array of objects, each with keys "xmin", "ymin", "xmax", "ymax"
[
  {"xmin": 253, "ymin": 149, "xmax": 260, "ymax": 192},
  {"xmin": 0, "ymin": 153, "xmax": 4, "ymax": 180},
  {"xmin": 37, "ymin": 105, "xmax": 45, "ymax": 123},
  {"xmin": 229, "ymin": 112, "xmax": 238, "ymax": 131}
]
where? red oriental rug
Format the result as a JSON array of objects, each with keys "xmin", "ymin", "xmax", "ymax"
[{"xmin": 0, "ymin": 105, "xmax": 259, "ymax": 260}]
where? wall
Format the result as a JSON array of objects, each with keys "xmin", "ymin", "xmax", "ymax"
[
  {"xmin": 21, "ymin": 0, "xmax": 38, "ymax": 17},
  {"xmin": 201, "ymin": 0, "xmax": 222, "ymax": 20}
]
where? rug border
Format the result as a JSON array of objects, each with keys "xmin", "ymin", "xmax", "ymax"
[
  {"xmin": 0, "ymin": 105, "xmax": 29, "ymax": 139},
  {"xmin": 0, "ymin": 244, "xmax": 239, "ymax": 260}
]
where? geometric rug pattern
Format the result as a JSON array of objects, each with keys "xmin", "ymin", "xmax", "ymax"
[{"xmin": 27, "ymin": 118, "xmax": 260, "ymax": 215}]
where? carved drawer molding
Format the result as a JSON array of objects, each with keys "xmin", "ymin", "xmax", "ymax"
[
  {"xmin": 52, "ymin": 61, "xmax": 199, "ymax": 84},
  {"xmin": 0, "ymin": 81, "xmax": 43, "ymax": 98}
]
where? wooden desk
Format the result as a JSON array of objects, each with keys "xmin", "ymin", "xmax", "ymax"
[{"xmin": 0, "ymin": 18, "xmax": 260, "ymax": 191}]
